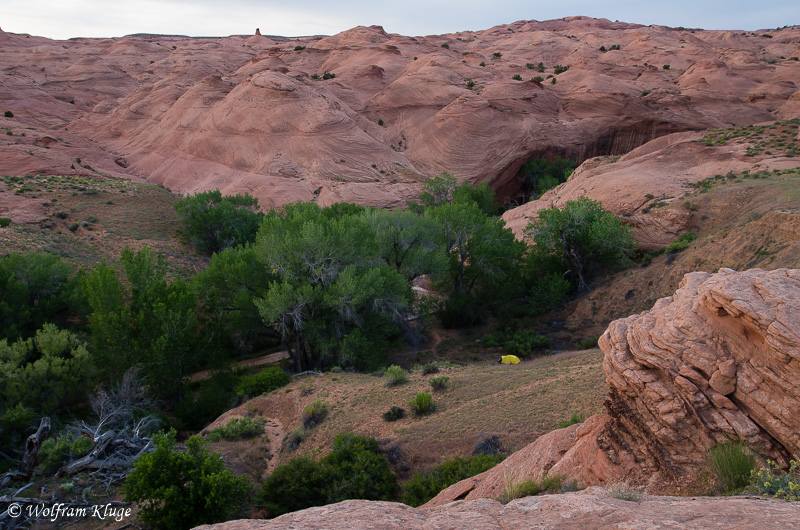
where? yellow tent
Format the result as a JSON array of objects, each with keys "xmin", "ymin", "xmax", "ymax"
[{"xmin": 500, "ymin": 355, "xmax": 521, "ymax": 364}]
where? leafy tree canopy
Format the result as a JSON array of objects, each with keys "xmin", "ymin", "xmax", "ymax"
[
  {"xmin": 525, "ymin": 197, "xmax": 635, "ymax": 292},
  {"xmin": 175, "ymin": 189, "xmax": 264, "ymax": 254}
]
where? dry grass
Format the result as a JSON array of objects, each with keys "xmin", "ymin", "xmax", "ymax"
[
  {"xmin": 227, "ymin": 349, "xmax": 607, "ymax": 473},
  {"xmin": 0, "ymin": 174, "xmax": 203, "ymax": 273}
]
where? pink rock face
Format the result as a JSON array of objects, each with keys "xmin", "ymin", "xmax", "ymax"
[
  {"xmin": 429, "ymin": 268, "xmax": 800, "ymax": 504},
  {"xmin": 601, "ymin": 267, "xmax": 800, "ymax": 483},
  {"xmin": 501, "ymin": 132, "xmax": 800, "ymax": 250},
  {"xmin": 1, "ymin": 18, "xmax": 799, "ymax": 213},
  {"xmin": 195, "ymin": 493, "xmax": 800, "ymax": 529}
]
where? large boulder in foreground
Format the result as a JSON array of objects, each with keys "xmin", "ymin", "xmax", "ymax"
[
  {"xmin": 602, "ymin": 267, "xmax": 800, "ymax": 483},
  {"xmin": 196, "ymin": 492, "xmax": 800, "ymax": 529},
  {"xmin": 430, "ymin": 268, "xmax": 800, "ymax": 503}
]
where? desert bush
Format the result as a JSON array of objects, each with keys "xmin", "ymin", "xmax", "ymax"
[
  {"xmin": 293, "ymin": 45, "xmax": 305, "ymax": 51},
  {"xmin": 512, "ymin": 74, "xmax": 522, "ymax": 81},
  {"xmin": 382, "ymin": 406, "xmax": 405, "ymax": 422},
  {"xmin": 429, "ymin": 376, "xmax": 449, "ymax": 391},
  {"xmin": 421, "ymin": 362, "xmax": 439, "ymax": 375},
  {"xmin": 284, "ymin": 427, "xmax": 305, "ymax": 451},
  {"xmin": 55, "ymin": 211, "xmax": 68, "ymax": 219},
  {"xmin": 377, "ymin": 119, "xmax": 384, "ymax": 126},
  {"xmin": 302, "ymin": 399, "xmax": 328, "ymax": 429},
  {"xmin": 403, "ymin": 454, "xmax": 504, "ymax": 506},
  {"xmin": 473, "ymin": 433, "xmax": 503, "ymax": 456},
  {"xmin": 38, "ymin": 434, "xmax": 93, "ymax": 474},
  {"xmin": 526, "ymin": 62, "xmax": 535, "ymax": 69},
  {"xmin": 540, "ymin": 473, "xmax": 565, "ymax": 492},
  {"xmin": 236, "ymin": 367, "xmax": 290, "ymax": 397},
  {"xmin": 124, "ymin": 430, "xmax": 251, "ymax": 529},
  {"xmin": 466, "ymin": 78, "xmax": 475, "ymax": 88},
  {"xmin": 663, "ymin": 64, "xmax": 670, "ymax": 70},
  {"xmin": 322, "ymin": 71, "xmax": 336, "ymax": 80},
  {"xmin": 257, "ymin": 457, "xmax": 328, "ymax": 516},
  {"xmin": 206, "ymin": 417, "xmax": 264, "ymax": 442},
  {"xmin": 68, "ymin": 222, "xmax": 79, "ymax": 232},
  {"xmin": 493, "ymin": 52, "xmax": 502, "ymax": 58},
  {"xmin": 483, "ymin": 328, "xmax": 550, "ymax": 358},
  {"xmin": 557, "ymin": 411, "xmax": 586, "ymax": 429},
  {"xmin": 749, "ymin": 459, "xmax": 800, "ymax": 500},
  {"xmin": 260, "ymin": 434, "xmax": 398, "ymax": 517},
  {"xmin": 553, "ymin": 64, "xmax": 569, "ymax": 74},
  {"xmin": 0, "ymin": 217, "xmax": 10, "ymax": 228},
  {"xmin": 440, "ymin": 43, "xmax": 449, "ymax": 48},
  {"xmin": 409, "ymin": 392, "xmax": 434, "ymax": 417},
  {"xmin": 4, "ymin": 111, "xmax": 13, "ymax": 118},
  {"xmin": 498, "ymin": 478, "xmax": 540, "ymax": 504},
  {"xmin": 532, "ymin": 76, "xmax": 544, "ymax": 83},
  {"xmin": 576, "ymin": 336, "xmax": 599, "ymax": 349},
  {"xmin": 605, "ymin": 480, "xmax": 644, "ymax": 501},
  {"xmin": 384, "ymin": 365, "xmax": 409, "ymax": 386},
  {"xmin": 479, "ymin": 61, "xmax": 485, "ymax": 66},
  {"xmin": 707, "ymin": 440, "xmax": 756, "ymax": 492},
  {"xmin": 664, "ymin": 232, "xmax": 697, "ymax": 254}
]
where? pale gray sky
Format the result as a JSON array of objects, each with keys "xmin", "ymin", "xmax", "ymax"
[{"xmin": 3, "ymin": 0, "xmax": 798, "ymax": 40}]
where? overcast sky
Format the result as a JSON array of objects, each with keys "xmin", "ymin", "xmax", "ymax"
[{"xmin": 3, "ymin": 0, "xmax": 798, "ymax": 40}]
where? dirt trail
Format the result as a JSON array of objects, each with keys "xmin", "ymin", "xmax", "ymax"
[{"xmin": 189, "ymin": 350, "xmax": 289, "ymax": 381}]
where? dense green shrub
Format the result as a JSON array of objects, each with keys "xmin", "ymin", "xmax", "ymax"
[
  {"xmin": 3, "ymin": 111, "xmax": 13, "ymax": 118},
  {"xmin": 576, "ymin": 336, "xmax": 599, "ymax": 349},
  {"xmin": 527, "ymin": 272, "xmax": 572, "ymax": 315},
  {"xmin": 707, "ymin": 440, "xmax": 756, "ymax": 492},
  {"xmin": 124, "ymin": 430, "xmax": 251, "ymax": 529},
  {"xmin": 302, "ymin": 400, "xmax": 328, "ymax": 429},
  {"xmin": 483, "ymin": 328, "xmax": 550, "ymax": 358},
  {"xmin": 173, "ymin": 373, "xmax": 238, "ymax": 431},
  {"xmin": 557, "ymin": 411, "xmax": 586, "ymax": 429},
  {"xmin": 421, "ymin": 362, "xmax": 439, "ymax": 375},
  {"xmin": 512, "ymin": 74, "xmax": 522, "ymax": 81},
  {"xmin": 429, "ymin": 376, "xmax": 449, "ymax": 391},
  {"xmin": 749, "ymin": 459, "xmax": 800, "ymax": 500},
  {"xmin": 384, "ymin": 365, "xmax": 409, "ymax": 386},
  {"xmin": 0, "ymin": 217, "xmax": 10, "ymax": 228},
  {"xmin": 236, "ymin": 367, "xmax": 290, "ymax": 397},
  {"xmin": 403, "ymin": 454, "xmax": 504, "ymax": 506},
  {"xmin": 553, "ymin": 64, "xmax": 569, "ymax": 74},
  {"xmin": 206, "ymin": 417, "xmax": 264, "ymax": 442},
  {"xmin": 409, "ymin": 392, "xmax": 434, "ymax": 417},
  {"xmin": 518, "ymin": 157, "xmax": 575, "ymax": 199},
  {"xmin": 664, "ymin": 232, "xmax": 697, "ymax": 253},
  {"xmin": 174, "ymin": 189, "xmax": 264, "ymax": 254},
  {"xmin": 38, "ymin": 434, "xmax": 93, "ymax": 474},
  {"xmin": 259, "ymin": 434, "xmax": 398, "ymax": 517},
  {"xmin": 382, "ymin": 406, "xmax": 406, "ymax": 422}
]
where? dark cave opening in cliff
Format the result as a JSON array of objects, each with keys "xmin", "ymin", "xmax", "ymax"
[{"xmin": 494, "ymin": 119, "xmax": 695, "ymax": 208}]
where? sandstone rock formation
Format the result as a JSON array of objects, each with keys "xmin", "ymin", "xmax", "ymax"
[
  {"xmin": 430, "ymin": 268, "xmax": 800, "ymax": 503},
  {"xmin": 501, "ymin": 131, "xmax": 800, "ymax": 249},
  {"xmin": 196, "ymin": 492, "xmax": 800, "ymax": 529},
  {"xmin": 1, "ymin": 19, "xmax": 798, "ymax": 212}
]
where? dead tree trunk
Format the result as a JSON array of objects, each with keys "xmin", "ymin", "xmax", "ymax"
[{"xmin": 0, "ymin": 417, "xmax": 50, "ymax": 489}]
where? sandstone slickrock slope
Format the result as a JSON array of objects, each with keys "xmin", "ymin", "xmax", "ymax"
[
  {"xmin": 196, "ymin": 492, "xmax": 800, "ymax": 529},
  {"xmin": 1, "ymin": 19, "xmax": 799, "ymax": 211},
  {"xmin": 429, "ymin": 267, "xmax": 800, "ymax": 504},
  {"xmin": 501, "ymin": 130, "xmax": 800, "ymax": 249}
]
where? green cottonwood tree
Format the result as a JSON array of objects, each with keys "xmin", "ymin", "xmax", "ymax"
[
  {"xmin": 254, "ymin": 203, "xmax": 413, "ymax": 371},
  {"xmin": 525, "ymin": 197, "xmax": 635, "ymax": 293},
  {"xmin": 84, "ymin": 247, "xmax": 210, "ymax": 402},
  {"xmin": 174, "ymin": 189, "xmax": 264, "ymax": 254}
]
